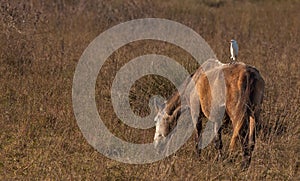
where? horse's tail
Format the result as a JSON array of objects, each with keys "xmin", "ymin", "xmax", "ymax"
[{"xmin": 229, "ymin": 69, "xmax": 252, "ymax": 151}]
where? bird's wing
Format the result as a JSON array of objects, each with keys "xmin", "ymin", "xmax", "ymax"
[
  {"xmin": 233, "ymin": 43, "xmax": 238, "ymax": 56},
  {"xmin": 230, "ymin": 44, "xmax": 234, "ymax": 56}
]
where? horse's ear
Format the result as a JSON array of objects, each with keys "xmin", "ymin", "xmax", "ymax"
[{"xmin": 154, "ymin": 97, "xmax": 164, "ymax": 112}]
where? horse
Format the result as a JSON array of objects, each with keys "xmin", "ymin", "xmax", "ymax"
[{"xmin": 153, "ymin": 60, "xmax": 265, "ymax": 169}]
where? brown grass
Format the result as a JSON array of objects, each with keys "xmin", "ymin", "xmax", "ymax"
[{"xmin": 0, "ymin": 0, "xmax": 299, "ymax": 180}]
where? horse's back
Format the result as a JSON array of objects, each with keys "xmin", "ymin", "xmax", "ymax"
[{"xmin": 193, "ymin": 62, "xmax": 264, "ymax": 120}]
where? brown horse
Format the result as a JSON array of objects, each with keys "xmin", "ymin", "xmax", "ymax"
[{"xmin": 153, "ymin": 60, "xmax": 265, "ymax": 169}]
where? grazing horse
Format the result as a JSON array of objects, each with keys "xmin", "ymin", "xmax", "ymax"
[{"xmin": 153, "ymin": 60, "xmax": 265, "ymax": 169}]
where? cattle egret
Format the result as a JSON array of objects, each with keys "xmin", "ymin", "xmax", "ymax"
[{"xmin": 230, "ymin": 39, "xmax": 238, "ymax": 62}]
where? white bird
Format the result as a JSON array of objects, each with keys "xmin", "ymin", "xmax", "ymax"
[{"xmin": 230, "ymin": 39, "xmax": 238, "ymax": 63}]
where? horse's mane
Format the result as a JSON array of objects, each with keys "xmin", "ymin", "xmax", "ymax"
[{"xmin": 164, "ymin": 72, "xmax": 195, "ymax": 115}]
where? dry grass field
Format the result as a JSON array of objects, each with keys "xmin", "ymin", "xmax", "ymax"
[{"xmin": 0, "ymin": 0, "xmax": 299, "ymax": 180}]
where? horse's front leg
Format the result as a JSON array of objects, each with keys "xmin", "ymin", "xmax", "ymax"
[
  {"xmin": 190, "ymin": 92, "xmax": 203, "ymax": 157},
  {"xmin": 213, "ymin": 120, "xmax": 223, "ymax": 161},
  {"xmin": 195, "ymin": 118, "xmax": 202, "ymax": 156},
  {"xmin": 191, "ymin": 105, "xmax": 202, "ymax": 157}
]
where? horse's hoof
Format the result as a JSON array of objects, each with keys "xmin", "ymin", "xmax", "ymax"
[
  {"xmin": 241, "ymin": 161, "xmax": 249, "ymax": 171},
  {"xmin": 217, "ymin": 153, "xmax": 223, "ymax": 161},
  {"xmin": 241, "ymin": 157, "xmax": 251, "ymax": 171},
  {"xmin": 195, "ymin": 145, "xmax": 201, "ymax": 157},
  {"xmin": 195, "ymin": 150, "xmax": 201, "ymax": 158}
]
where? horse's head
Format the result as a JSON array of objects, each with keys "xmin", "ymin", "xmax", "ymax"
[
  {"xmin": 153, "ymin": 100, "xmax": 184, "ymax": 148},
  {"xmin": 153, "ymin": 102, "xmax": 171, "ymax": 147}
]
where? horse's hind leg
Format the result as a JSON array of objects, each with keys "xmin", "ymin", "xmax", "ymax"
[
  {"xmin": 245, "ymin": 114, "xmax": 256, "ymax": 168},
  {"xmin": 240, "ymin": 112, "xmax": 257, "ymax": 170},
  {"xmin": 240, "ymin": 117, "xmax": 251, "ymax": 170},
  {"xmin": 249, "ymin": 106, "xmax": 261, "ymax": 155}
]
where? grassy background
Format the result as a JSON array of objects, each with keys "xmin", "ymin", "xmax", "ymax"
[{"xmin": 0, "ymin": 0, "xmax": 299, "ymax": 180}]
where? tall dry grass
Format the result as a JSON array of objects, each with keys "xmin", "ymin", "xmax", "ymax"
[{"xmin": 0, "ymin": 0, "xmax": 299, "ymax": 180}]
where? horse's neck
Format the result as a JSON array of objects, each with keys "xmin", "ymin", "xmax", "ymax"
[
  {"xmin": 164, "ymin": 91, "xmax": 180, "ymax": 115},
  {"xmin": 164, "ymin": 75, "xmax": 193, "ymax": 115},
  {"xmin": 164, "ymin": 66, "xmax": 205, "ymax": 116}
]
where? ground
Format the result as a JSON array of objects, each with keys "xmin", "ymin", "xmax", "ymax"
[{"xmin": 0, "ymin": 0, "xmax": 299, "ymax": 180}]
